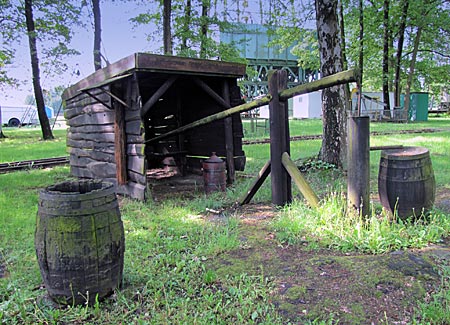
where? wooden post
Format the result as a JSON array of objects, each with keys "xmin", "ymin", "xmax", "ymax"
[
  {"xmin": 269, "ymin": 70, "xmax": 289, "ymax": 206},
  {"xmin": 239, "ymin": 160, "xmax": 271, "ymax": 205},
  {"xmin": 347, "ymin": 116, "xmax": 370, "ymax": 216},
  {"xmin": 281, "ymin": 152, "xmax": 319, "ymax": 208},
  {"xmin": 222, "ymin": 80, "xmax": 235, "ymax": 184},
  {"xmin": 278, "ymin": 70, "xmax": 292, "ymax": 203},
  {"xmin": 113, "ymin": 84, "xmax": 127, "ymax": 185}
]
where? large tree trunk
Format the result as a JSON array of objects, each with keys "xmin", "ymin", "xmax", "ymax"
[
  {"xmin": 382, "ymin": 0, "xmax": 391, "ymax": 117},
  {"xmin": 25, "ymin": 0, "xmax": 53, "ymax": 140},
  {"xmin": 315, "ymin": 0, "xmax": 348, "ymax": 169},
  {"xmin": 403, "ymin": 26, "xmax": 423, "ymax": 118},
  {"xmin": 394, "ymin": 0, "xmax": 409, "ymax": 107},
  {"xmin": 163, "ymin": 0, "xmax": 172, "ymax": 55},
  {"xmin": 92, "ymin": 0, "xmax": 102, "ymax": 71}
]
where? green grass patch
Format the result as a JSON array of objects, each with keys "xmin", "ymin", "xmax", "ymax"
[{"xmin": 1, "ymin": 117, "xmax": 449, "ymax": 323}]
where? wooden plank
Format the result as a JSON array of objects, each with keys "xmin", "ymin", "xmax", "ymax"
[
  {"xmin": 281, "ymin": 152, "xmax": 319, "ymax": 208},
  {"xmin": 87, "ymin": 161, "xmax": 117, "ymax": 178},
  {"xmin": 239, "ymin": 160, "xmax": 271, "ymax": 205},
  {"xmin": 65, "ymin": 101, "xmax": 111, "ymax": 120},
  {"xmin": 114, "ymin": 92, "xmax": 128, "ymax": 185},
  {"xmin": 116, "ymin": 181, "xmax": 147, "ymax": 201},
  {"xmin": 222, "ymin": 80, "xmax": 235, "ymax": 184},
  {"xmin": 69, "ymin": 123, "xmax": 115, "ymax": 134},
  {"xmin": 136, "ymin": 53, "xmax": 246, "ymax": 77},
  {"xmin": 67, "ymin": 140, "xmax": 115, "ymax": 153},
  {"xmin": 127, "ymin": 144, "xmax": 145, "ymax": 156},
  {"xmin": 127, "ymin": 155, "xmax": 145, "ymax": 174},
  {"xmin": 69, "ymin": 147, "xmax": 115, "ymax": 163},
  {"xmin": 145, "ymin": 95, "xmax": 271, "ymax": 144},
  {"xmin": 67, "ymin": 131, "xmax": 116, "ymax": 143},
  {"xmin": 68, "ymin": 111, "xmax": 115, "ymax": 127}
]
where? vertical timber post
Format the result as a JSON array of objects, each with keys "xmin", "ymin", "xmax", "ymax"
[
  {"xmin": 114, "ymin": 83, "xmax": 128, "ymax": 185},
  {"xmin": 269, "ymin": 70, "xmax": 289, "ymax": 205},
  {"xmin": 222, "ymin": 80, "xmax": 235, "ymax": 184},
  {"xmin": 347, "ymin": 115, "xmax": 370, "ymax": 216},
  {"xmin": 279, "ymin": 70, "xmax": 292, "ymax": 203}
]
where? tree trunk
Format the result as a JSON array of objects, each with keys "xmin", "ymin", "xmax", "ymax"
[
  {"xmin": 394, "ymin": 0, "xmax": 409, "ymax": 107},
  {"xmin": 404, "ymin": 26, "xmax": 423, "ymax": 118},
  {"xmin": 199, "ymin": 0, "xmax": 209, "ymax": 59},
  {"xmin": 92, "ymin": 0, "xmax": 102, "ymax": 71},
  {"xmin": 25, "ymin": 0, "xmax": 53, "ymax": 140},
  {"xmin": 382, "ymin": 0, "xmax": 391, "ymax": 116},
  {"xmin": 0, "ymin": 106, "xmax": 5, "ymax": 138},
  {"xmin": 180, "ymin": 0, "xmax": 191, "ymax": 53},
  {"xmin": 163, "ymin": 0, "xmax": 172, "ymax": 55},
  {"xmin": 315, "ymin": 0, "xmax": 348, "ymax": 169},
  {"xmin": 358, "ymin": 0, "xmax": 363, "ymax": 86}
]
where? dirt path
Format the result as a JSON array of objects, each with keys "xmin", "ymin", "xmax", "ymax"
[{"xmin": 208, "ymin": 203, "xmax": 450, "ymax": 324}]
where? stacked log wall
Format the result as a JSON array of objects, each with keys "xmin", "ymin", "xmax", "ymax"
[{"xmin": 65, "ymin": 83, "xmax": 147, "ymax": 200}]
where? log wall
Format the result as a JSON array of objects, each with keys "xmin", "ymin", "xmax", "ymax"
[{"xmin": 65, "ymin": 77, "xmax": 147, "ymax": 200}]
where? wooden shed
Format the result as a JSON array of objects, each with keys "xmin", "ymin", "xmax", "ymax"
[{"xmin": 62, "ymin": 53, "xmax": 247, "ymax": 200}]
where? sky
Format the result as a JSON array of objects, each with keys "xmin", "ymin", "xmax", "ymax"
[{"xmin": 2, "ymin": 2, "xmax": 156, "ymax": 106}]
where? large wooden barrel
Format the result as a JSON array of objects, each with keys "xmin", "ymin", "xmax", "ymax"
[
  {"xmin": 35, "ymin": 180, "xmax": 125, "ymax": 305},
  {"xmin": 378, "ymin": 146, "xmax": 435, "ymax": 219}
]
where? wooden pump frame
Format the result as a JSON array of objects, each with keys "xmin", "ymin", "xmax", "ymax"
[{"xmin": 146, "ymin": 69, "xmax": 359, "ymax": 207}]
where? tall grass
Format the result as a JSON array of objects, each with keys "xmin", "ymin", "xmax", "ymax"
[{"xmin": 273, "ymin": 193, "xmax": 450, "ymax": 254}]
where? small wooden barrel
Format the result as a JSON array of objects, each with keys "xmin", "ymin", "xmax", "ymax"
[
  {"xmin": 378, "ymin": 146, "xmax": 435, "ymax": 219},
  {"xmin": 35, "ymin": 180, "xmax": 125, "ymax": 305},
  {"xmin": 203, "ymin": 152, "xmax": 226, "ymax": 194}
]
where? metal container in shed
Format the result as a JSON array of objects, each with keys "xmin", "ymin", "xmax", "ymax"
[{"xmin": 202, "ymin": 152, "xmax": 226, "ymax": 194}]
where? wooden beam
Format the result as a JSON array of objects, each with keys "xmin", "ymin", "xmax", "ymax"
[
  {"xmin": 281, "ymin": 152, "xmax": 319, "ymax": 208},
  {"xmin": 193, "ymin": 77, "xmax": 229, "ymax": 108},
  {"xmin": 269, "ymin": 70, "xmax": 289, "ymax": 206},
  {"xmin": 222, "ymin": 80, "xmax": 235, "ymax": 184},
  {"xmin": 144, "ymin": 95, "xmax": 272, "ymax": 144},
  {"xmin": 102, "ymin": 89, "xmax": 129, "ymax": 108},
  {"xmin": 141, "ymin": 76, "xmax": 178, "ymax": 117},
  {"xmin": 370, "ymin": 145, "xmax": 404, "ymax": 151},
  {"xmin": 114, "ymin": 96, "xmax": 127, "ymax": 185},
  {"xmin": 239, "ymin": 160, "xmax": 271, "ymax": 205},
  {"xmin": 279, "ymin": 69, "xmax": 358, "ymax": 100},
  {"xmin": 81, "ymin": 89, "xmax": 113, "ymax": 110}
]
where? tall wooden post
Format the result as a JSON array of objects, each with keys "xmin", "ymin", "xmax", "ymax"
[
  {"xmin": 269, "ymin": 70, "xmax": 290, "ymax": 205},
  {"xmin": 113, "ymin": 84, "xmax": 127, "ymax": 185},
  {"xmin": 222, "ymin": 80, "xmax": 235, "ymax": 184},
  {"xmin": 347, "ymin": 115, "xmax": 370, "ymax": 216}
]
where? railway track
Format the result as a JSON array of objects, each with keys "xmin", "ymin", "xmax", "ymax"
[
  {"xmin": 242, "ymin": 128, "xmax": 443, "ymax": 145},
  {"xmin": 0, "ymin": 156, "xmax": 69, "ymax": 174}
]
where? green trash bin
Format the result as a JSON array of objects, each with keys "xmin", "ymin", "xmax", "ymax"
[{"xmin": 409, "ymin": 92, "xmax": 429, "ymax": 121}]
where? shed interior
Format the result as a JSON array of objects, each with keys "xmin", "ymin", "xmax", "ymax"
[{"xmin": 62, "ymin": 53, "xmax": 247, "ymax": 200}]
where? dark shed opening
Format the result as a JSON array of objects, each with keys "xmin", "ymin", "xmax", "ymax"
[{"xmin": 62, "ymin": 53, "xmax": 247, "ymax": 200}]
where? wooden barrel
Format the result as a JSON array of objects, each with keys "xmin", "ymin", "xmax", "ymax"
[
  {"xmin": 378, "ymin": 146, "xmax": 435, "ymax": 219},
  {"xmin": 35, "ymin": 179, "xmax": 125, "ymax": 305}
]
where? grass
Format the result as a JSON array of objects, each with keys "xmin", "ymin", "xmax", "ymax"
[{"xmin": 1, "ymin": 117, "xmax": 449, "ymax": 323}]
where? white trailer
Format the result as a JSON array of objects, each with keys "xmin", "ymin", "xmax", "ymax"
[{"xmin": 0, "ymin": 105, "xmax": 38, "ymax": 127}]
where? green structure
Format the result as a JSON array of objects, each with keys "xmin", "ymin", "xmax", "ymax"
[
  {"xmin": 220, "ymin": 24, "xmax": 318, "ymax": 101},
  {"xmin": 409, "ymin": 92, "xmax": 429, "ymax": 121}
]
